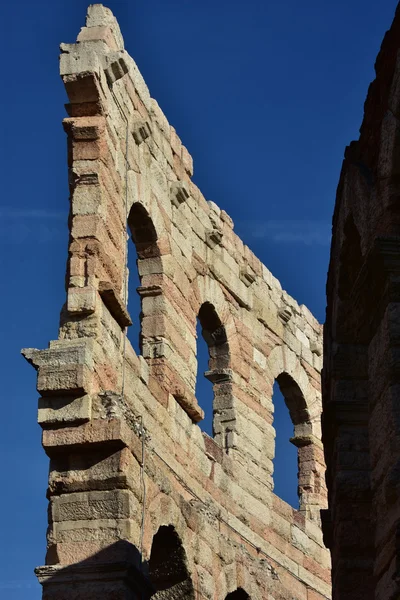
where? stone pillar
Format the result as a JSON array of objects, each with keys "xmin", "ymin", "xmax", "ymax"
[
  {"xmin": 367, "ymin": 240, "xmax": 400, "ymax": 599},
  {"xmin": 22, "ymin": 6, "xmax": 151, "ymax": 598},
  {"xmin": 322, "ymin": 343, "xmax": 375, "ymax": 600}
]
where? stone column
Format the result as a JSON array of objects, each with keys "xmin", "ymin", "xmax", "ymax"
[
  {"xmin": 367, "ymin": 239, "xmax": 400, "ymax": 600},
  {"xmin": 322, "ymin": 342, "xmax": 375, "ymax": 600}
]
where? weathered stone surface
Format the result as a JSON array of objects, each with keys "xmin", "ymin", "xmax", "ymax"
[
  {"xmin": 323, "ymin": 5, "xmax": 400, "ymax": 600},
  {"xmin": 98, "ymin": 280, "xmax": 132, "ymax": 328},
  {"xmin": 24, "ymin": 5, "xmax": 330, "ymax": 600},
  {"xmin": 38, "ymin": 395, "xmax": 92, "ymax": 426}
]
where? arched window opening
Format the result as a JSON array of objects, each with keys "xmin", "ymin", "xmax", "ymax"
[
  {"xmin": 226, "ymin": 589, "xmax": 250, "ymax": 599},
  {"xmin": 149, "ymin": 525, "xmax": 195, "ymax": 599},
  {"xmin": 126, "ymin": 203, "xmax": 158, "ymax": 356},
  {"xmin": 338, "ymin": 214, "xmax": 363, "ymax": 302},
  {"xmin": 272, "ymin": 374, "xmax": 310, "ymax": 509},
  {"xmin": 195, "ymin": 302, "xmax": 231, "ymax": 440},
  {"xmin": 195, "ymin": 317, "xmax": 214, "ymax": 435},
  {"xmin": 336, "ymin": 214, "xmax": 370, "ymax": 342},
  {"xmin": 128, "ymin": 203, "xmax": 158, "ymax": 259},
  {"xmin": 126, "ymin": 244, "xmax": 141, "ymax": 355}
]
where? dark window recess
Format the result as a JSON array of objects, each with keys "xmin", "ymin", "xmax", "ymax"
[{"xmin": 149, "ymin": 526, "xmax": 195, "ymax": 599}]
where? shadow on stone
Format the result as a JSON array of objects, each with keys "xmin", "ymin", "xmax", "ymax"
[{"xmin": 36, "ymin": 541, "xmax": 153, "ymax": 600}]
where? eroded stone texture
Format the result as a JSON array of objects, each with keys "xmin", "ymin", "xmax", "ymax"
[
  {"xmin": 24, "ymin": 5, "xmax": 330, "ymax": 599},
  {"xmin": 323, "ymin": 4, "xmax": 400, "ymax": 600}
]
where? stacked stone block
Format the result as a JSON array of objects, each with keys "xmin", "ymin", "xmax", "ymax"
[
  {"xmin": 323, "ymin": 4, "xmax": 400, "ymax": 599},
  {"xmin": 24, "ymin": 5, "xmax": 330, "ymax": 599}
]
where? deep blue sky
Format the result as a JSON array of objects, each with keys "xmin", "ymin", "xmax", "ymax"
[{"xmin": 1, "ymin": 0, "xmax": 398, "ymax": 597}]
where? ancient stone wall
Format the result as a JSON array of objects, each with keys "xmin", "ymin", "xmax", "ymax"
[
  {"xmin": 322, "ymin": 4, "xmax": 400, "ymax": 600},
  {"xmin": 23, "ymin": 5, "xmax": 330, "ymax": 599}
]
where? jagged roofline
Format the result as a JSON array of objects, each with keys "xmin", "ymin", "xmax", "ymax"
[{"xmin": 60, "ymin": 4, "xmax": 320, "ymax": 322}]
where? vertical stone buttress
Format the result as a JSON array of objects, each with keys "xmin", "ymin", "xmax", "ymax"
[
  {"xmin": 323, "ymin": 4, "xmax": 400, "ymax": 600},
  {"xmin": 23, "ymin": 5, "xmax": 331, "ymax": 599}
]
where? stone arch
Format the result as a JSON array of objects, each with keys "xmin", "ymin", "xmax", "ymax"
[
  {"xmin": 127, "ymin": 169, "xmax": 170, "ymax": 252},
  {"xmin": 268, "ymin": 345, "xmax": 326, "ymax": 513},
  {"xmin": 145, "ymin": 494, "xmax": 193, "ymax": 563},
  {"xmin": 193, "ymin": 277, "xmax": 238, "ymax": 356},
  {"xmin": 149, "ymin": 525, "xmax": 195, "ymax": 599},
  {"xmin": 128, "ymin": 202, "xmax": 159, "ymax": 259},
  {"xmin": 275, "ymin": 372, "xmax": 310, "ymax": 437},
  {"xmin": 337, "ymin": 213, "xmax": 363, "ymax": 303},
  {"xmin": 193, "ymin": 276, "xmax": 238, "ymax": 450},
  {"xmin": 194, "ymin": 275, "xmax": 234, "ymax": 332},
  {"xmin": 197, "ymin": 301, "xmax": 233, "ymax": 444},
  {"xmin": 126, "ymin": 202, "xmax": 164, "ymax": 358},
  {"xmin": 197, "ymin": 301, "xmax": 230, "ymax": 382},
  {"xmin": 143, "ymin": 494, "xmax": 196, "ymax": 597},
  {"xmin": 223, "ymin": 562, "xmax": 261, "ymax": 600},
  {"xmin": 268, "ymin": 345, "xmax": 318, "ymax": 426},
  {"xmin": 272, "ymin": 373, "xmax": 309, "ymax": 509},
  {"xmin": 333, "ymin": 212, "xmax": 374, "ymax": 344}
]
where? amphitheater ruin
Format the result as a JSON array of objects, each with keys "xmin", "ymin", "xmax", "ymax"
[{"xmin": 22, "ymin": 3, "xmax": 400, "ymax": 599}]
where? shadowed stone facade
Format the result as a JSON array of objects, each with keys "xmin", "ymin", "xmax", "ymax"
[
  {"xmin": 322, "ymin": 4, "xmax": 400, "ymax": 600},
  {"xmin": 23, "ymin": 5, "xmax": 330, "ymax": 599}
]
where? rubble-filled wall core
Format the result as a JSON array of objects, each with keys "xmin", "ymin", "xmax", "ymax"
[
  {"xmin": 23, "ymin": 5, "xmax": 330, "ymax": 599},
  {"xmin": 322, "ymin": 4, "xmax": 400, "ymax": 600}
]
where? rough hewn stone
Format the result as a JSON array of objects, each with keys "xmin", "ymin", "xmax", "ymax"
[
  {"xmin": 323, "ymin": 4, "xmax": 400, "ymax": 600},
  {"xmin": 24, "ymin": 5, "xmax": 330, "ymax": 599}
]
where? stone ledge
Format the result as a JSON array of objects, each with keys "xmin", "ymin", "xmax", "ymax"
[
  {"xmin": 205, "ymin": 368, "xmax": 233, "ymax": 384},
  {"xmin": 42, "ymin": 419, "xmax": 136, "ymax": 456},
  {"xmin": 290, "ymin": 433, "xmax": 323, "ymax": 449},
  {"xmin": 38, "ymin": 394, "xmax": 92, "ymax": 427},
  {"xmin": 63, "ymin": 115, "xmax": 106, "ymax": 140},
  {"xmin": 35, "ymin": 560, "xmax": 153, "ymax": 597},
  {"xmin": 173, "ymin": 391, "xmax": 204, "ymax": 423},
  {"xmin": 99, "ymin": 281, "xmax": 132, "ymax": 328},
  {"xmin": 22, "ymin": 340, "xmax": 94, "ymax": 396}
]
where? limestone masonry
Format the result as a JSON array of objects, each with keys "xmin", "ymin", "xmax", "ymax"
[
  {"xmin": 322, "ymin": 4, "xmax": 400, "ymax": 600},
  {"xmin": 23, "ymin": 5, "xmax": 330, "ymax": 599}
]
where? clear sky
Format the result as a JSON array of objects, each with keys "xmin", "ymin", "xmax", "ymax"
[{"xmin": 0, "ymin": 0, "xmax": 398, "ymax": 597}]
